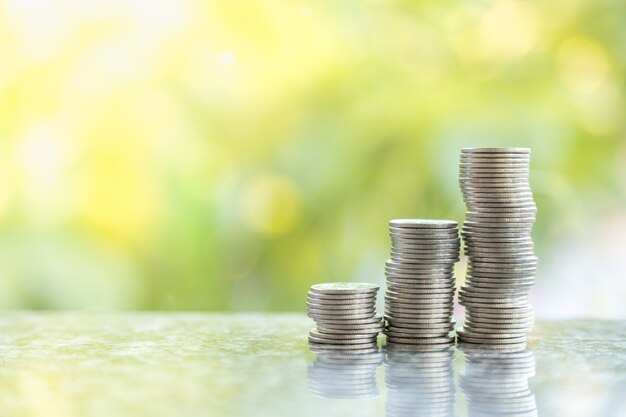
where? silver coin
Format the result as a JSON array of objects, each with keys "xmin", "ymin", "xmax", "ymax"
[
  {"xmin": 464, "ymin": 241, "xmax": 534, "ymax": 249},
  {"xmin": 464, "ymin": 251, "xmax": 535, "ymax": 260},
  {"xmin": 463, "ymin": 323, "xmax": 531, "ymax": 334},
  {"xmin": 390, "ymin": 236, "xmax": 461, "ymax": 245},
  {"xmin": 391, "ymin": 239, "xmax": 460, "ymax": 247},
  {"xmin": 463, "ymin": 221, "xmax": 534, "ymax": 229},
  {"xmin": 386, "ymin": 322, "xmax": 455, "ymax": 332},
  {"xmin": 385, "ymin": 314, "xmax": 453, "ymax": 323},
  {"xmin": 306, "ymin": 298, "xmax": 375, "ymax": 308},
  {"xmin": 462, "ymin": 188, "xmax": 533, "ymax": 196},
  {"xmin": 460, "ymin": 175, "xmax": 530, "ymax": 183},
  {"xmin": 315, "ymin": 316, "xmax": 383, "ymax": 325},
  {"xmin": 386, "ymin": 334, "xmax": 454, "ymax": 343},
  {"xmin": 390, "ymin": 256, "xmax": 460, "ymax": 265},
  {"xmin": 385, "ymin": 301, "xmax": 453, "ymax": 312},
  {"xmin": 457, "ymin": 334, "xmax": 527, "ymax": 345},
  {"xmin": 385, "ymin": 291, "xmax": 455, "ymax": 301},
  {"xmin": 463, "ymin": 309, "xmax": 533, "ymax": 318},
  {"xmin": 467, "ymin": 262, "xmax": 537, "ymax": 270},
  {"xmin": 386, "ymin": 319, "xmax": 455, "ymax": 329},
  {"xmin": 389, "ymin": 249, "xmax": 460, "ymax": 258},
  {"xmin": 384, "ymin": 331, "xmax": 454, "ymax": 341},
  {"xmin": 465, "ymin": 217, "xmax": 535, "ymax": 226},
  {"xmin": 385, "ymin": 315, "xmax": 453, "ymax": 325},
  {"xmin": 464, "ymin": 246, "xmax": 535, "ymax": 255},
  {"xmin": 386, "ymin": 287, "xmax": 456, "ymax": 297},
  {"xmin": 386, "ymin": 273, "xmax": 454, "ymax": 281},
  {"xmin": 307, "ymin": 291, "xmax": 377, "ymax": 301},
  {"xmin": 389, "ymin": 219, "xmax": 458, "ymax": 229},
  {"xmin": 310, "ymin": 282, "xmax": 379, "ymax": 295},
  {"xmin": 457, "ymin": 329, "xmax": 526, "ymax": 342},
  {"xmin": 385, "ymin": 274, "xmax": 456, "ymax": 283},
  {"xmin": 462, "ymin": 200, "xmax": 536, "ymax": 208},
  {"xmin": 385, "ymin": 270, "xmax": 456, "ymax": 279},
  {"xmin": 458, "ymin": 288, "xmax": 527, "ymax": 300},
  {"xmin": 459, "ymin": 299, "xmax": 528, "ymax": 310},
  {"xmin": 316, "ymin": 324, "xmax": 385, "ymax": 333},
  {"xmin": 384, "ymin": 303, "xmax": 454, "ymax": 313},
  {"xmin": 385, "ymin": 261, "xmax": 455, "ymax": 272},
  {"xmin": 462, "ymin": 184, "xmax": 534, "ymax": 193},
  {"xmin": 307, "ymin": 304, "xmax": 376, "ymax": 314},
  {"xmin": 309, "ymin": 342, "xmax": 380, "ymax": 352},
  {"xmin": 464, "ymin": 316, "xmax": 533, "ymax": 326},
  {"xmin": 308, "ymin": 340, "xmax": 379, "ymax": 349},
  {"xmin": 308, "ymin": 312, "xmax": 376, "ymax": 321},
  {"xmin": 465, "ymin": 271, "xmax": 536, "ymax": 281},
  {"xmin": 309, "ymin": 335, "xmax": 378, "ymax": 345},
  {"xmin": 306, "ymin": 308, "xmax": 374, "ymax": 318},
  {"xmin": 466, "ymin": 214, "xmax": 536, "ymax": 222},
  {"xmin": 462, "ymin": 231, "xmax": 533, "ymax": 239},
  {"xmin": 461, "ymin": 147, "xmax": 530, "ymax": 154},
  {"xmin": 386, "ymin": 283, "xmax": 456, "ymax": 293},
  {"xmin": 391, "ymin": 247, "xmax": 461, "ymax": 256},
  {"xmin": 389, "ymin": 227, "xmax": 459, "ymax": 236},
  {"xmin": 310, "ymin": 330, "xmax": 379, "ymax": 341},
  {"xmin": 460, "ymin": 286, "xmax": 530, "ymax": 296},
  {"xmin": 463, "ymin": 202, "xmax": 537, "ymax": 210},
  {"xmin": 460, "ymin": 167, "xmax": 530, "ymax": 175}
]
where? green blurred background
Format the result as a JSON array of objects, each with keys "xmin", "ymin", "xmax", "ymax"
[{"xmin": 0, "ymin": 0, "xmax": 624, "ymax": 315}]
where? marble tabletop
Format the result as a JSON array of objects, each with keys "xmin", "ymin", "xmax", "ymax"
[{"xmin": 0, "ymin": 313, "xmax": 624, "ymax": 417}]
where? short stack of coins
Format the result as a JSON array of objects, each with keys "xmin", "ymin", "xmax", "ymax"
[
  {"xmin": 307, "ymin": 283, "xmax": 383, "ymax": 354},
  {"xmin": 458, "ymin": 147, "xmax": 536, "ymax": 348},
  {"xmin": 385, "ymin": 348, "xmax": 456, "ymax": 417},
  {"xmin": 384, "ymin": 219, "xmax": 460, "ymax": 349},
  {"xmin": 307, "ymin": 351, "xmax": 383, "ymax": 399},
  {"xmin": 459, "ymin": 347, "xmax": 537, "ymax": 417}
]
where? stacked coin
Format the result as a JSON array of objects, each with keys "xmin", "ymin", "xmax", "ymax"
[
  {"xmin": 385, "ymin": 348, "xmax": 456, "ymax": 417},
  {"xmin": 307, "ymin": 283, "xmax": 383, "ymax": 354},
  {"xmin": 458, "ymin": 147, "xmax": 536, "ymax": 348},
  {"xmin": 307, "ymin": 351, "xmax": 383, "ymax": 399},
  {"xmin": 459, "ymin": 347, "xmax": 537, "ymax": 417},
  {"xmin": 383, "ymin": 219, "xmax": 460, "ymax": 349}
]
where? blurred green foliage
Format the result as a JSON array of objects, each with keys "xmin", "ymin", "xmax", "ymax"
[{"xmin": 0, "ymin": 0, "xmax": 624, "ymax": 310}]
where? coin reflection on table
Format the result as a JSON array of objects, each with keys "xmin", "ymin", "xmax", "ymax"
[
  {"xmin": 307, "ymin": 348, "xmax": 384, "ymax": 399},
  {"xmin": 459, "ymin": 345, "xmax": 537, "ymax": 417},
  {"xmin": 385, "ymin": 347, "xmax": 456, "ymax": 417}
]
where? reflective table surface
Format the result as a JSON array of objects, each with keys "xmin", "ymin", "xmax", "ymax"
[{"xmin": 0, "ymin": 313, "xmax": 624, "ymax": 417}]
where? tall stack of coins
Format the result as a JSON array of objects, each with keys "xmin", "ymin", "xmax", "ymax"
[
  {"xmin": 458, "ymin": 147, "xmax": 536, "ymax": 348},
  {"xmin": 385, "ymin": 348, "xmax": 456, "ymax": 417},
  {"xmin": 383, "ymin": 220, "xmax": 460, "ymax": 349},
  {"xmin": 459, "ymin": 347, "xmax": 537, "ymax": 417},
  {"xmin": 307, "ymin": 351, "xmax": 383, "ymax": 399},
  {"xmin": 307, "ymin": 283, "xmax": 383, "ymax": 354}
]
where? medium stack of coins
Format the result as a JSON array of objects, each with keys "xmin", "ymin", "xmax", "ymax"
[
  {"xmin": 459, "ymin": 347, "xmax": 537, "ymax": 417},
  {"xmin": 458, "ymin": 147, "xmax": 536, "ymax": 348},
  {"xmin": 307, "ymin": 283, "xmax": 383, "ymax": 354},
  {"xmin": 384, "ymin": 220, "xmax": 460, "ymax": 349},
  {"xmin": 385, "ymin": 348, "xmax": 456, "ymax": 417},
  {"xmin": 307, "ymin": 351, "xmax": 383, "ymax": 399}
]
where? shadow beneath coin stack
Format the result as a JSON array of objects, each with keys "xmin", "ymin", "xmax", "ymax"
[
  {"xmin": 307, "ymin": 347, "xmax": 384, "ymax": 399},
  {"xmin": 458, "ymin": 345, "xmax": 537, "ymax": 417},
  {"xmin": 384, "ymin": 347, "xmax": 456, "ymax": 417}
]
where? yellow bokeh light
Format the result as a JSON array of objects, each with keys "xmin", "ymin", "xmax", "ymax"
[
  {"xmin": 557, "ymin": 37, "xmax": 612, "ymax": 96},
  {"xmin": 241, "ymin": 175, "xmax": 302, "ymax": 236}
]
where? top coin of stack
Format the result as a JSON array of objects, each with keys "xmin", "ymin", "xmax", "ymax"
[
  {"xmin": 384, "ymin": 219, "xmax": 460, "ymax": 350},
  {"xmin": 307, "ymin": 283, "xmax": 383, "ymax": 354},
  {"xmin": 458, "ymin": 147, "xmax": 536, "ymax": 349}
]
